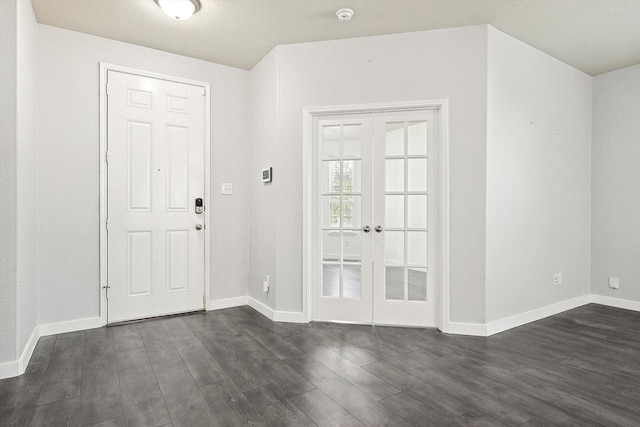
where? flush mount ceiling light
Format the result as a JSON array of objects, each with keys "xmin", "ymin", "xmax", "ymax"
[
  {"xmin": 336, "ymin": 8, "xmax": 354, "ymax": 22},
  {"xmin": 154, "ymin": 0, "xmax": 201, "ymax": 21}
]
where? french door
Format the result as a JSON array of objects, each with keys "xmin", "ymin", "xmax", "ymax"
[
  {"xmin": 106, "ymin": 70, "xmax": 206, "ymax": 323},
  {"xmin": 313, "ymin": 110, "xmax": 439, "ymax": 327}
]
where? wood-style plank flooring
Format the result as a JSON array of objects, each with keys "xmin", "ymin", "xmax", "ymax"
[{"xmin": 1, "ymin": 303, "xmax": 640, "ymax": 426}]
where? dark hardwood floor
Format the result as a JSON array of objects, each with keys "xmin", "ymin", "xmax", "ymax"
[{"xmin": 1, "ymin": 303, "xmax": 640, "ymax": 426}]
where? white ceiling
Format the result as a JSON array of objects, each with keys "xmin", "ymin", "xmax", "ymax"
[{"xmin": 31, "ymin": 0, "xmax": 640, "ymax": 75}]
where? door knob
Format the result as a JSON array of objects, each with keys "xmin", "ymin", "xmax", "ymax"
[
  {"xmin": 375, "ymin": 225, "xmax": 383, "ymax": 233},
  {"xmin": 363, "ymin": 225, "xmax": 371, "ymax": 233},
  {"xmin": 195, "ymin": 224, "xmax": 203, "ymax": 230}
]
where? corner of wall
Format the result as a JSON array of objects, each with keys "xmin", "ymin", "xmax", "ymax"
[
  {"xmin": 248, "ymin": 47, "xmax": 279, "ymax": 311},
  {"xmin": 485, "ymin": 25, "xmax": 593, "ymax": 324}
]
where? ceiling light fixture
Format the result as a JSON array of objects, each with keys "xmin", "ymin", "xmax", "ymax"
[
  {"xmin": 336, "ymin": 8, "xmax": 354, "ymax": 22},
  {"xmin": 154, "ymin": 0, "xmax": 201, "ymax": 21}
]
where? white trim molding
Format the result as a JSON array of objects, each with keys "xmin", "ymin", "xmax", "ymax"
[
  {"xmin": 247, "ymin": 297, "xmax": 306, "ymax": 323},
  {"xmin": 591, "ymin": 294, "xmax": 640, "ymax": 312},
  {"xmin": 0, "ymin": 317, "xmax": 103, "ymax": 380},
  {"xmin": 274, "ymin": 310, "xmax": 307, "ymax": 323},
  {"xmin": 0, "ymin": 326, "xmax": 40, "ymax": 379},
  {"xmin": 445, "ymin": 295, "xmax": 593, "ymax": 337},
  {"xmin": 248, "ymin": 297, "xmax": 275, "ymax": 320},
  {"xmin": 0, "ymin": 360, "xmax": 20, "ymax": 379},
  {"xmin": 208, "ymin": 296, "xmax": 249, "ymax": 311},
  {"xmin": 485, "ymin": 295, "xmax": 592, "ymax": 336},
  {"xmin": 39, "ymin": 316, "xmax": 104, "ymax": 337},
  {"xmin": 445, "ymin": 322, "xmax": 488, "ymax": 337}
]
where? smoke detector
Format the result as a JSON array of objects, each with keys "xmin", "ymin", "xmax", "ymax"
[{"xmin": 336, "ymin": 8, "xmax": 354, "ymax": 22}]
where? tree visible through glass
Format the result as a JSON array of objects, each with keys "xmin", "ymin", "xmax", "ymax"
[{"xmin": 330, "ymin": 160, "xmax": 354, "ymax": 227}]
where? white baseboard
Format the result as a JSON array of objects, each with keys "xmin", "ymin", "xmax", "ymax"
[
  {"xmin": 274, "ymin": 310, "xmax": 307, "ymax": 323},
  {"xmin": 208, "ymin": 296, "xmax": 248, "ymax": 311},
  {"xmin": 591, "ymin": 294, "xmax": 640, "ymax": 312},
  {"xmin": 485, "ymin": 294, "xmax": 592, "ymax": 336},
  {"xmin": 18, "ymin": 325, "xmax": 40, "ymax": 373},
  {"xmin": 0, "ymin": 325, "xmax": 40, "ymax": 379},
  {"xmin": 39, "ymin": 316, "xmax": 104, "ymax": 337},
  {"xmin": 444, "ymin": 322, "xmax": 487, "ymax": 336},
  {"xmin": 247, "ymin": 297, "xmax": 276, "ymax": 320},
  {"xmin": 246, "ymin": 297, "xmax": 306, "ymax": 323},
  {"xmin": 0, "ymin": 358, "xmax": 19, "ymax": 379}
]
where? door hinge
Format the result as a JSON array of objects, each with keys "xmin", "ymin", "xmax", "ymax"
[
  {"xmin": 106, "ymin": 83, "xmax": 112, "ymax": 95},
  {"xmin": 102, "ymin": 285, "xmax": 111, "ymax": 298},
  {"xmin": 105, "ymin": 151, "xmax": 109, "ymax": 163},
  {"xmin": 202, "ymin": 88, "xmax": 206, "ymax": 97},
  {"xmin": 106, "ymin": 219, "xmax": 110, "ymax": 231}
]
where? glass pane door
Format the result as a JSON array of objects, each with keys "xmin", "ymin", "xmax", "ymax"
[
  {"xmin": 383, "ymin": 121, "xmax": 429, "ymax": 302},
  {"xmin": 314, "ymin": 116, "xmax": 373, "ymax": 323},
  {"xmin": 373, "ymin": 110, "xmax": 439, "ymax": 327},
  {"xmin": 312, "ymin": 109, "xmax": 438, "ymax": 327}
]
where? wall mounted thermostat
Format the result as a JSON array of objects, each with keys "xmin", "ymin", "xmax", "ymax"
[
  {"xmin": 195, "ymin": 198, "xmax": 204, "ymax": 214},
  {"xmin": 262, "ymin": 167, "xmax": 272, "ymax": 183}
]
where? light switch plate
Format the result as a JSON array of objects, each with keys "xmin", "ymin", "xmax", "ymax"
[{"xmin": 221, "ymin": 183, "xmax": 233, "ymax": 195}]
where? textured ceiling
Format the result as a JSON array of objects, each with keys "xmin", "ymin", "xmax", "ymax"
[{"xmin": 30, "ymin": 0, "xmax": 640, "ymax": 75}]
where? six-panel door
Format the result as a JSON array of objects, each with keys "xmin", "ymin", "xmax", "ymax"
[{"xmin": 107, "ymin": 71, "xmax": 205, "ymax": 323}]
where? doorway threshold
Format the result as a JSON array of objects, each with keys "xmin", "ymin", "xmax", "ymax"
[{"xmin": 106, "ymin": 309, "xmax": 206, "ymax": 327}]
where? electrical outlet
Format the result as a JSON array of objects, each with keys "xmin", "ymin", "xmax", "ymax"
[
  {"xmin": 221, "ymin": 183, "xmax": 233, "ymax": 195},
  {"xmin": 263, "ymin": 274, "xmax": 270, "ymax": 292},
  {"xmin": 553, "ymin": 273, "xmax": 562, "ymax": 285},
  {"xmin": 609, "ymin": 277, "xmax": 619, "ymax": 289}
]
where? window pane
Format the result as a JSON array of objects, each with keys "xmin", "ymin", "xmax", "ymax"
[
  {"xmin": 322, "ymin": 264, "xmax": 340, "ymax": 297},
  {"xmin": 322, "ymin": 161, "xmax": 341, "ymax": 193},
  {"xmin": 385, "ymin": 159, "xmax": 404, "ymax": 192},
  {"xmin": 321, "ymin": 195, "xmax": 341, "ymax": 228},
  {"xmin": 343, "ymin": 265, "xmax": 361, "ymax": 298},
  {"xmin": 343, "ymin": 231, "xmax": 361, "ymax": 262},
  {"xmin": 385, "ymin": 266, "xmax": 404, "ymax": 300},
  {"xmin": 343, "ymin": 124, "xmax": 361, "ymax": 139},
  {"xmin": 407, "ymin": 121, "xmax": 427, "ymax": 155},
  {"xmin": 342, "ymin": 195, "xmax": 361, "ymax": 228},
  {"xmin": 407, "ymin": 231, "xmax": 427, "ymax": 265},
  {"xmin": 385, "ymin": 231, "xmax": 404, "ymax": 266},
  {"xmin": 322, "ymin": 231, "xmax": 341, "ymax": 262},
  {"xmin": 322, "ymin": 125, "xmax": 341, "ymax": 140},
  {"xmin": 407, "ymin": 158, "xmax": 427, "ymax": 192},
  {"xmin": 408, "ymin": 268, "xmax": 427, "ymax": 301},
  {"xmin": 385, "ymin": 195, "xmax": 404, "ymax": 228},
  {"xmin": 342, "ymin": 160, "xmax": 361, "ymax": 192},
  {"xmin": 385, "ymin": 122, "xmax": 404, "ymax": 156},
  {"xmin": 343, "ymin": 139, "xmax": 361, "ymax": 157},
  {"xmin": 322, "ymin": 139, "xmax": 340, "ymax": 158},
  {"xmin": 407, "ymin": 195, "xmax": 427, "ymax": 228}
]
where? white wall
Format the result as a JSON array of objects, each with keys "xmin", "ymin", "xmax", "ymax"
[
  {"xmin": 16, "ymin": 0, "xmax": 39, "ymax": 359},
  {"xmin": 250, "ymin": 26, "xmax": 489, "ymax": 322},
  {"xmin": 0, "ymin": 0, "xmax": 19, "ymax": 363},
  {"xmin": 249, "ymin": 48, "xmax": 279, "ymax": 309},
  {"xmin": 37, "ymin": 25, "xmax": 251, "ymax": 324},
  {"xmin": 485, "ymin": 27, "xmax": 592, "ymax": 323},
  {"xmin": 0, "ymin": 0, "xmax": 39, "ymax": 364},
  {"xmin": 592, "ymin": 64, "xmax": 640, "ymax": 303}
]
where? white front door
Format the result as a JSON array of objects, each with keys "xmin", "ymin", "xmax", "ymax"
[
  {"xmin": 106, "ymin": 70, "xmax": 206, "ymax": 323},
  {"xmin": 313, "ymin": 109, "xmax": 439, "ymax": 327}
]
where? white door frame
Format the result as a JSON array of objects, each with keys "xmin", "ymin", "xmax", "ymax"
[
  {"xmin": 302, "ymin": 100, "xmax": 451, "ymax": 331},
  {"xmin": 99, "ymin": 63, "xmax": 212, "ymax": 325}
]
